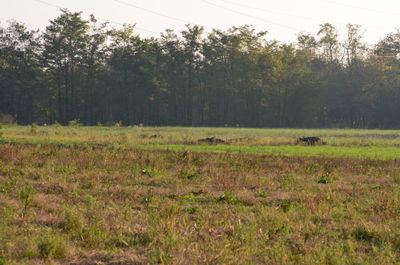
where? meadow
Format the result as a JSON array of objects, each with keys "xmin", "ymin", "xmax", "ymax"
[{"xmin": 1, "ymin": 125, "xmax": 400, "ymax": 264}]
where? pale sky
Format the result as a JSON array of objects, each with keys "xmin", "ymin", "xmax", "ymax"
[{"xmin": 1, "ymin": 0, "xmax": 400, "ymax": 45}]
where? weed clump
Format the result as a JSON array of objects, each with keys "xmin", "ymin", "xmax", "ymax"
[
  {"xmin": 184, "ymin": 207, "xmax": 198, "ymax": 214},
  {"xmin": 18, "ymin": 185, "xmax": 36, "ymax": 213},
  {"xmin": 178, "ymin": 168, "xmax": 199, "ymax": 179},
  {"xmin": 352, "ymin": 227, "xmax": 382, "ymax": 246},
  {"xmin": 38, "ymin": 236, "xmax": 68, "ymax": 260},
  {"xmin": 318, "ymin": 175, "xmax": 332, "ymax": 184},
  {"xmin": 181, "ymin": 191, "xmax": 202, "ymax": 201},
  {"xmin": 61, "ymin": 208, "xmax": 84, "ymax": 237},
  {"xmin": 68, "ymin": 119, "xmax": 81, "ymax": 127},
  {"xmin": 29, "ymin": 123, "xmax": 38, "ymax": 135},
  {"xmin": 280, "ymin": 199, "xmax": 294, "ymax": 213},
  {"xmin": 217, "ymin": 191, "xmax": 241, "ymax": 204}
]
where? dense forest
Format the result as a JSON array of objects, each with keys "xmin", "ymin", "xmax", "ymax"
[{"xmin": 2, "ymin": 9, "xmax": 400, "ymax": 128}]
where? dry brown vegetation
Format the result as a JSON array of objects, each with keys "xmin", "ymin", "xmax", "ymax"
[{"xmin": 1, "ymin": 142, "xmax": 400, "ymax": 264}]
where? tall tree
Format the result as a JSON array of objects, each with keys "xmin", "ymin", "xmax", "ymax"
[{"xmin": 42, "ymin": 9, "xmax": 89, "ymax": 124}]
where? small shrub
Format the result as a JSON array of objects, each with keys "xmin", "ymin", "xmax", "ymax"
[
  {"xmin": 178, "ymin": 168, "xmax": 199, "ymax": 179},
  {"xmin": 114, "ymin": 121, "xmax": 122, "ymax": 128},
  {"xmin": 141, "ymin": 168, "xmax": 163, "ymax": 178},
  {"xmin": 82, "ymin": 195, "xmax": 96, "ymax": 207},
  {"xmin": 352, "ymin": 227, "xmax": 381, "ymax": 245},
  {"xmin": 30, "ymin": 123, "xmax": 38, "ymax": 135},
  {"xmin": 280, "ymin": 199, "xmax": 294, "ymax": 213},
  {"xmin": 0, "ymin": 186, "xmax": 7, "ymax": 193},
  {"xmin": 80, "ymin": 181, "xmax": 94, "ymax": 190},
  {"xmin": 371, "ymin": 185, "xmax": 382, "ymax": 190},
  {"xmin": 181, "ymin": 192, "xmax": 198, "ymax": 201},
  {"xmin": 217, "ymin": 191, "xmax": 241, "ymax": 204},
  {"xmin": 18, "ymin": 185, "xmax": 36, "ymax": 212},
  {"xmin": 112, "ymin": 231, "xmax": 151, "ymax": 248},
  {"xmin": 254, "ymin": 191, "xmax": 267, "ymax": 198},
  {"xmin": 68, "ymin": 119, "xmax": 81, "ymax": 127},
  {"xmin": 82, "ymin": 223, "xmax": 109, "ymax": 248},
  {"xmin": 0, "ymin": 123, "xmax": 3, "ymax": 138},
  {"xmin": 318, "ymin": 175, "xmax": 331, "ymax": 184},
  {"xmin": 141, "ymin": 193, "xmax": 155, "ymax": 204},
  {"xmin": 61, "ymin": 208, "xmax": 84, "ymax": 237},
  {"xmin": 184, "ymin": 207, "xmax": 198, "ymax": 214},
  {"xmin": 38, "ymin": 236, "xmax": 68, "ymax": 260}
]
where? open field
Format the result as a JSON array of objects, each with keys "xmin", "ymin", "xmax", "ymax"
[
  {"xmin": 3, "ymin": 125, "xmax": 400, "ymax": 159},
  {"xmin": 1, "ymin": 126, "xmax": 400, "ymax": 264}
]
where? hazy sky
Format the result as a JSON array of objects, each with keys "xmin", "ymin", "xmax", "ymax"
[{"xmin": 2, "ymin": 0, "xmax": 400, "ymax": 45}]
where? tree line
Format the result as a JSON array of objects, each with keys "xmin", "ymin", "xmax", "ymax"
[{"xmin": 2, "ymin": 9, "xmax": 400, "ymax": 128}]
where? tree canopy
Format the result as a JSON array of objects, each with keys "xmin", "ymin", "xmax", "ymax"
[{"xmin": 1, "ymin": 10, "xmax": 400, "ymax": 128}]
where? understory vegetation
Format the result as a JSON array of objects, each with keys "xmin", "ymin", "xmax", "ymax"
[{"xmin": 1, "ymin": 126, "xmax": 400, "ymax": 264}]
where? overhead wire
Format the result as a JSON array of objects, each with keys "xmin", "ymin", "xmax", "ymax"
[
  {"xmin": 200, "ymin": 0, "xmax": 310, "ymax": 33},
  {"xmin": 21, "ymin": 0, "xmax": 400, "ymax": 58},
  {"xmin": 213, "ymin": 0, "xmax": 396, "ymax": 30},
  {"xmin": 318, "ymin": 0, "xmax": 400, "ymax": 17},
  {"xmin": 112, "ymin": 0, "xmax": 192, "ymax": 25},
  {"xmin": 30, "ymin": 0, "xmax": 160, "ymax": 34},
  {"xmin": 111, "ymin": 0, "xmax": 220, "ymax": 32}
]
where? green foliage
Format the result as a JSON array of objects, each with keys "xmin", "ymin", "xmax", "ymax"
[
  {"xmin": 181, "ymin": 191, "xmax": 202, "ymax": 201},
  {"xmin": 38, "ymin": 236, "xmax": 68, "ymax": 260},
  {"xmin": 254, "ymin": 191, "xmax": 267, "ymax": 198},
  {"xmin": 217, "ymin": 191, "xmax": 241, "ymax": 204},
  {"xmin": 178, "ymin": 168, "xmax": 199, "ymax": 179},
  {"xmin": 18, "ymin": 185, "xmax": 36, "ymax": 212},
  {"xmin": 141, "ymin": 168, "xmax": 163, "ymax": 178},
  {"xmin": 1, "ymin": 13, "xmax": 399, "ymax": 129},
  {"xmin": 68, "ymin": 119, "xmax": 82, "ymax": 127},
  {"xmin": 141, "ymin": 193, "xmax": 155, "ymax": 204},
  {"xmin": 61, "ymin": 208, "xmax": 84, "ymax": 237},
  {"xmin": 184, "ymin": 207, "xmax": 198, "ymax": 214},
  {"xmin": 318, "ymin": 175, "xmax": 332, "ymax": 184},
  {"xmin": 280, "ymin": 199, "xmax": 294, "ymax": 213},
  {"xmin": 30, "ymin": 123, "xmax": 38, "ymax": 135}
]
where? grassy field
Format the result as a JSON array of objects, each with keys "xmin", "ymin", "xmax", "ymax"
[
  {"xmin": 3, "ymin": 125, "xmax": 400, "ymax": 159},
  {"xmin": 1, "ymin": 125, "xmax": 400, "ymax": 264}
]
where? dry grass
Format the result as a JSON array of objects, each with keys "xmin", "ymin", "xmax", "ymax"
[{"xmin": 0, "ymin": 142, "xmax": 400, "ymax": 264}]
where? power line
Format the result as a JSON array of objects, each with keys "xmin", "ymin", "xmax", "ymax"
[
  {"xmin": 30, "ymin": 0, "xmax": 159, "ymax": 34},
  {"xmin": 215, "ymin": 0, "xmax": 324, "ymax": 23},
  {"xmin": 214, "ymin": 0, "xmax": 395, "ymax": 30},
  {"xmin": 318, "ymin": 0, "xmax": 400, "ymax": 17},
  {"xmin": 200, "ymin": 0, "xmax": 309, "ymax": 33},
  {"xmin": 112, "ymin": 0, "xmax": 192, "ymax": 24}
]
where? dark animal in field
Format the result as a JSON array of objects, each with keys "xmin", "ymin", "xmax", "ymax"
[
  {"xmin": 198, "ymin": 137, "xmax": 225, "ymax": 145},
  {"xmin": 297, "ymin": 137, "xmax": 322, "ymax": 145},
  {"xmin": 149, "ymin": 134, "xmax": 163, "ymax": 139}
]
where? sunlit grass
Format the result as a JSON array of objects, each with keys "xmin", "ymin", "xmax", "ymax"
[
  {"xmin": 2, "ymin": 125, "xmax": 400, "ymax": 159},
  {"xmin": 1, "ymin": 143, "xmax": 400, "ymax": 264}
]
